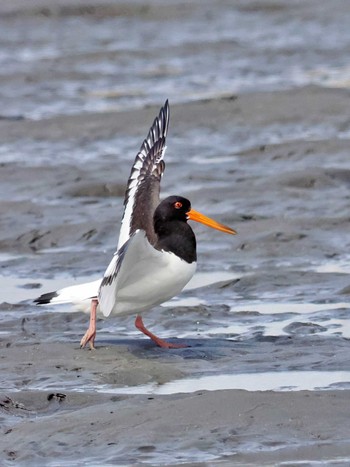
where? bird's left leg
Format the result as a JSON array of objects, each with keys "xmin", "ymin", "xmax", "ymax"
[
  {"xmin": 80, "ymin": 298, "xmax": 98, "ymax": 350},
  {"xmin": 135, "ymin": 315, "xmax": 187, "ymax": 349}
]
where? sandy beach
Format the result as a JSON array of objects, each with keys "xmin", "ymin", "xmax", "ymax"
[{"xmin": 1, "ymin": 1, "xmax": 350, "ymax": 465}]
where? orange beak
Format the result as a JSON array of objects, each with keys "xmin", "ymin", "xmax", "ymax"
[{"xmin": 187, "ymin": 209, "xmax": 237, "ymax": 235}]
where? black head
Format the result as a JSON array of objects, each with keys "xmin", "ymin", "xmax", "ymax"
[
  {"xmin": 152, "ymin": 195, "xmax": 236, "ymax": 263},
  {"xmin": 153, "ymin": 195, "xmax": 196, "ymax": 263},
  {"xmin": 154, "ymin": 196, "xmax": 191, "ymax": 224}
]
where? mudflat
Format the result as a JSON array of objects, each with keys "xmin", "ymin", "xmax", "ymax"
[{"xmin": 1, "ymin": 0, "xmax": 350, "ymax": 465}]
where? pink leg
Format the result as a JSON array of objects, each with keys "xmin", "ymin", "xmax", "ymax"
[
  {"xmin": 134, "ymin": 315, "xmax": 187, "ymax": 349},
  {"xmin": 80, "ymin": 298, "xmax": 98, "ymax": 350}
]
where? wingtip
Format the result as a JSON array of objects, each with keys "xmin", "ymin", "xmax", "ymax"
[
  {"xmin": 142, "ymin": 100, "xmax": 170, "ymax": 151},
  {"xmin": 159, "ymin": 99, "xmax": 170, "ymax": 138},
  {"xmin": 34, "ymin": 291, "xmax": 58, "ymax": 304}
]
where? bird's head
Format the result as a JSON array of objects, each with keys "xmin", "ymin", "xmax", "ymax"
[{"xmin": 155, "ymin": 196, "xmax": 237, "ymax": 235}]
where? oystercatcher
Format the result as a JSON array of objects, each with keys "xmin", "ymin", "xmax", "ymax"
[{"xmin": 35, "ymin": 101, "xmax": 236, "ymax": 349}]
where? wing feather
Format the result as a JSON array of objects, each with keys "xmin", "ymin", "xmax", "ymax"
[
  {"xmin": 99, "ymin": 230, "xmax": 150, "ymax": 317},
  {"xmin": 117, "ymin": 100, "xmax": 169, "ymax": 250},
  {"xmin": 98, "ymin": 235, "xmax": 130, "ymax": 317}
]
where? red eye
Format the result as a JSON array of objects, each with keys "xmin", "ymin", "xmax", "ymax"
[{"xmin": 174, "ymin": 201, "xmax": 182, "ymax": 209}]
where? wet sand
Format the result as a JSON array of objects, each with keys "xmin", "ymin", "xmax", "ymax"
[
  {"xmin": 1, "ymin": 0, "xmax": 350, "ymax": 465},
  {"xmin": 1, "ymin": 331, "xmax": 350, "ymax": 465},
  {"xmin": 2, "ymin": 387, "xmax": 350, "ymax": 465}
]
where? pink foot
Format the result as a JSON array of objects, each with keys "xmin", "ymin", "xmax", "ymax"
[
  {"xmin": 134, "ymin": 315, "xmax": 188, "ymax": 349},
  {"xmin": 80, "ymin": 298, "xmax": 98, "ymax": 350}
]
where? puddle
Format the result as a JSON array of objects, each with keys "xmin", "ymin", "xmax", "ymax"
[
  {"xmin": 228, "ymin": 301, "xmax": 349, "ymax": 315},
  {"xmin": 313, "ymin": 263, "xmax": 350, "ymax": 274},
  {"xmin": 195, "ymin": 301, "xmax": 350, "ymax": 339},
  {"xmin": 83, "ymin": 371, "xmax": 350, "ymax": 395},
  {"xmin": 306, "ymin": 256, "xmax": 350, "ymax": 275},
  {"xmin": 185, "ymin": 271, "xmax": 239, "ymax": 290}
]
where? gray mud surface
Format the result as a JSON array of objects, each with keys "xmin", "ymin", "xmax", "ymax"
[{"xmin": 1, "ymin": 1, "xmax": 350, "ymax": 465}]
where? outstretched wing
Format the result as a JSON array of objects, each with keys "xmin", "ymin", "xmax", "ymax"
[{"xmin": 117, "ymin": 100, "xmax": 169, "ymax": 250}]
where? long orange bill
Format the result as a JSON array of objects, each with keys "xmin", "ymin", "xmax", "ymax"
[{"xmin": 187, "ymin": 209, "xmax": 237, "ymax": 235}]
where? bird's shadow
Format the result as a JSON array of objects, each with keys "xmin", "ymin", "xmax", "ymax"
[
  {"xmin": 95, "ymin": 337, "xmax": 229, "ymax": 359},
  {"xmin": 95, "ymin": 334, "xmax": 286, "ymax": 360}
]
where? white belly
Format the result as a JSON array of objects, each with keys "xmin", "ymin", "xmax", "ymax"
[
  {"xmin": 112, "ymin": 250, "xmax": 196, "ymax": 315},
  {"xmin": 98, "ymin": 230, "xmax": 197, "ymax": 317}
]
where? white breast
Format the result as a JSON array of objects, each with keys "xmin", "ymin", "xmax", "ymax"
[{"xmin": 102, "ymin": 231, "xmax": 196, "ymax": 316}]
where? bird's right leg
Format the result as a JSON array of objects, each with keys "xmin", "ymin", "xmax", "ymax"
[
  {"xmin": 135, "ymin": 315, "xmax": 187, "ymax": 348},
  {"xmin": 80, "ymin": 298, "xmax": 98, "ymax": 350}
]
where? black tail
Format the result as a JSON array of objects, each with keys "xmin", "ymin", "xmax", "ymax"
[{"xmin": 34, "ymin": 291, "xmax": 58, "ymax": 305}]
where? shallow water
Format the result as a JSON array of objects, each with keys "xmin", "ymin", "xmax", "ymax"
[{"xmin": 91, "ymin": 370, "xmax": 350, "ymax": 394}]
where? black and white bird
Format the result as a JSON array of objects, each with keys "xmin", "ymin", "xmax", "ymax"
[{"xmin": 35, "ymin": 101, "xmax": 236, "ymax": 349}]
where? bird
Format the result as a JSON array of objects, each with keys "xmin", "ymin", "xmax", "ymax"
[{"xmin": 34, "ymin": 100, "xmax": 236, "ymax": 349}]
